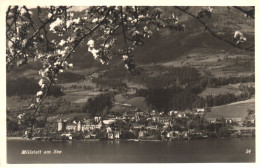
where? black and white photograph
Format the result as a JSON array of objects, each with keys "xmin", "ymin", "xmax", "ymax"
[{"xmin": 1, "ymin": 1, "xmax": 257, "ymax": 165}]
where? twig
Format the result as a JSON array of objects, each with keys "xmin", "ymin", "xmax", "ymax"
[{"xmin": 174, "ymin": 6, "xmax": 254, "ymax": 52}]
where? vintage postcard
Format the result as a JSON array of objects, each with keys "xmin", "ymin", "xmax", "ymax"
[{"xmin": 0, "ymin": 0, "xmax": 258, "ymax": 167}]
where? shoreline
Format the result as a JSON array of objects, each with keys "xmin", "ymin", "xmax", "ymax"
[{"xmin": 7, "ymin": 136, "xmax": 254, "ymax": 141}]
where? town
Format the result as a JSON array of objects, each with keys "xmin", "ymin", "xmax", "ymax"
[{"xmin": 11, "ymin": 106, "xmax": 254, "ymax": 141}]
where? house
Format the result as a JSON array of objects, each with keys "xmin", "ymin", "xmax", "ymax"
[
  {"xmin": 94, "ymin": 116, "xmax": 101, "ymax": 123},
  {"xmin": 106, "ymin": 127, "xmax": 112, "ymax": 133},
  {"xmin": 181, "ymin": 131, "xmax": 189, "ymax": 139},
  {"xmin": 108, "ymin": 132, "xmax": 114, "ymax": 139},
  {"xmin": 61, "ymin": 133, "xmax": 73, "ymax": 140},
  {"xmin": 65, "ymin": 123, "xmax": 77, "ymax": 131},
  {"xmin": 132, "ymin": 124, "xmax": 145, "ymax": 130},
  {"xmin": 146, "ymin": 125, "xmax": 158, "ymax": 130},
  {"xmin": 77, "ymin": 121, "xmax": 82, "ymax": 132},
  {"xmin": 159, "ymin": 116, "xmax": 173, "ymax": 126},
  {"xmin": 135, "ymin": 111, "xmax": 144, "ymax": 117},
  {"xmin": 135, "ymin": 111, "xmax": 144, "ymax": 120},
  {"xmin": 114, "ymin": 131, "xmax": 120, "ymax": 139},
  {"xmin": 167, "ymin": 131, "xmax": 174, "ymax": 138},
  {"xmin": 206, "ymin": 118, "xmax": 217, "ymax": 123},
  {"xmin": 159, "ymin": 111, "xmax": 165, "ymax": 116},
  {"xmin": 168, "ymin": 111, "xmax": 174, "ymax": 116},
  {"xmin": 138, "ymin": 131, "xmax": 148, "ymax": 138},
  {"xmin": 107, "ymin": 131, "xmax": 120, "ymax": 139},
  {"xmin": 196, "ymin": 108, "xmax": 205, "ymax": 112},
  {"xmin": 57, "ymin": 119, "xmax": 65, "ymax": 131},
  {"xmin": 150, "ymin": 110, "xmax": 157, "ymax": 116},
  {"xmin": 103, "ymin": 119, "xmax": 116, "ymax": 125},
  {"xmin": 152, "ymin": 115, "xmax": 160, "ymax": 122},
  {"xmin": 176, "ymin": 112, "xmax": 188, "ymax": 118},
  {"xmin": 82, "ymin": 121, "xmax": 102, "ymax": 132},
  {"xmin": 123, "ymin": 111, "xmax": 136, "ymax": 121},
  {"xmin": 194, "ymin": 108, "xmax": 206, "ymax": 115}
]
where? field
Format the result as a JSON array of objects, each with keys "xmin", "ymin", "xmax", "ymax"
[
  {"xmin": 160, "ymin": 48, "xmax": 254, "ymax": 77},
  {"xmin": 114, "ymin": 94, "xmax": 127, "ymax": 104},
  {"xmin": 125, "ymin": 97, "xmax": 148, "ymax": 111},
  {"xmin": 198, "ymin": 84, "xmax": 243, "ymax": 98},
  {"xmin": 7, "ymin": 97, "xmax": 33, "ymax": 109},
  {"xmin": 205, "ymin": 97, "xmax": 255, "ymax": 120},
  {"xmin": 62, "ymin": 90, "xmax": 104, "ymax": 103}
]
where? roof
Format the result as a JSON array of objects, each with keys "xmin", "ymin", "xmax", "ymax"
[{"xmin": 103, "ymin": 119, "xmax": 115, "ymax": 125}]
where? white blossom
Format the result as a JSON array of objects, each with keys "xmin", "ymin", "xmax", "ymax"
[
  {"xmin": 49, "ymin": 18, "xmax": 63, "ymax": 32},
  {"xmin": 104, "ymin": 44, "xmax": 110, "ymax": 48},
  {"xmin": 124, "ymin": 64, "xmax": 129, "ymax": 69},
  {"xmin": 87, "ymin": 40, "xmax": 95, "ymax": 48},
  {"xmin": 66, "ymin": 20, "xmax": 73, "ymax": 28},
  {"xmin": 127, "ymin": 17, "xmax": 133, "ymax": 21},
  {"xmin": 57, "ymin": 49, "xmax": 66, "ymax": 56},
  {"xmin": 92, "ymin": 18, "xmax": 98, "ymax": 23},
  {"xmin": 59, "ymin": 39, "xmax": 66, "ymax": 46},
  {"xmin": 54, "ymin": 61, "xmax": 61, "ymax": 66},
  {"xmin": 69, "ymin": 13, "xmax": 74, "ymax": 17},
  {"xmin": 37, "ymin": 91, "xmax": 43, "ymax": 96},
  {"xmin": 234, "ymin": 31, "xmax": 243, "ymax": 38},
  {"xmin": 234, "ymin": 30, "xmax": 247, "ymax": 44},
  {"xmin": 28, "ymin": 104, "xmax": 35, "ymax": 109},
  {"xmin": 36, "ymin": 98, "xmax": 40, "ymax": 103},
  {"xmin": 41, "ymin": 84, "xmax": 45, "ymax": 89},
  {"xmin": 7, "ymin": 41, "xmax": 12, "ymax": 48},
  {"xmin": 138, "ymin": 15, "xmax": 145, "ymax": 19},
  {"xmin": 132, "ymin": 30, "xmax": 139, "ymax": 36},
  {"xmin": 131, "ymin": 19, "xmax": 137, "ymax": 24},
  {"xmin": 99, "ymin": 59, "xmax": 105, "ymax": 65},
  {"xmin": 22, "ymin": 39, "xmax": 27, "ymax": 47},
  {"xmin": 73, "ymin": 18, "xmax": 80, "ymax": 24},
  {"xmin": 122, "ymin": 55, "xmax": 129, "ymax": 61},
  {"xmin": 67, "ymin": 37, "xmax": 75, "ymax": 43},
  {"xmin": 39, "ymin": 79, "xmax": 44, "ymax": 86},
  {"xmin": 20, "ymin": 8, "xmax": 26, "ymax": 15},
  {"xmin": 47, "ymin": 13, "xmax": 52, "ymax": 19},
  {"xmin": 208, "ymin": 7, "xmax": 214, "ymax": 13},
  {"xmin": 89, "ymin": 48, "xmax": 99, "ymax": 59},
  {"xmin": 143, "ymin": 26, "xmax": 148, "ymax": 32}
]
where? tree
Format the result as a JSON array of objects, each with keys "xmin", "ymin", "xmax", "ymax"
[{"xmin": 6, "ymin": 6, "xmax": 255, "ymax": 131}]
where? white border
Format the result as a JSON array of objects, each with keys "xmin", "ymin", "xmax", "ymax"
[{"xmin": 0, "ymin": 1, "xmax": 259, "ymax": 168}]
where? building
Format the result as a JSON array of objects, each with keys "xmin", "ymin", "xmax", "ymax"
[
  {"xmin": 123, "ymin": 111, "xmax": 136, "ymax": 121},
  {"xmin": 94, "ymin": 116, "xmax": 101, "ymax": 123},
  {"xmin": 108, "ymin": 132, "xmax": 114, "ymax": 139},
  {"xmin": 65, "ymin": 123, "xmax": 77, "ymax": 131},
  {"xmin": 57, "ymin": 119, "xmax": 64, "ymax": 131},
  {"xmin": 107, "ymin": 131, "xmax": 120, "ymax": 139},
  {"xmin": 77, "ymin": 121, "xmax": 82, "ymax": 132},
  {"xmin": 146, "ymin": 125, "xmax": 158, "ymax": 130},
  {"xmin": 114, "ymin": 131, "xmax": 120, "ymax": 139},
  {"xmin": 139, "ymin": 131, "xmax": 148, "ymax": 138},
  {"xmin": 159, "ymin": 116, "xmax": 173, "ymax": 126},
  {"xmin": 57, "ymin": 118, "xmax": 103, "ymax": 132},
  {"xmin": 152, "ymin": 115, "xmax": 160, "ymax": 122},
  {"xmin": 81, "ymin": 121, "xmax": 102, "ymax": 132},
  {"xmin": 132, "ymin": 124, "xmax": 145, "ymax": 130}
]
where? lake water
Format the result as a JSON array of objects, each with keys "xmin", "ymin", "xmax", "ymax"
[{"xmin": 7, "ymin": 138, "xmax": 255, "ymax": 163}]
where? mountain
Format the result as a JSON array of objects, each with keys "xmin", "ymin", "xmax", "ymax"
[{"xmin": 7, "ymin": 7, "xmax": 254, "ymax": 79}]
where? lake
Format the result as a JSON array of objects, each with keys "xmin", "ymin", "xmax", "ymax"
[{"xmin": 7, "ymin": 137, "xmax": 255, "ymax": 163}]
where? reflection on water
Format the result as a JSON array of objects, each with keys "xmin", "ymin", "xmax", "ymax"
[{"xmin": 7, "ymin": 138, "xmax": 255, "ymax": 163}]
